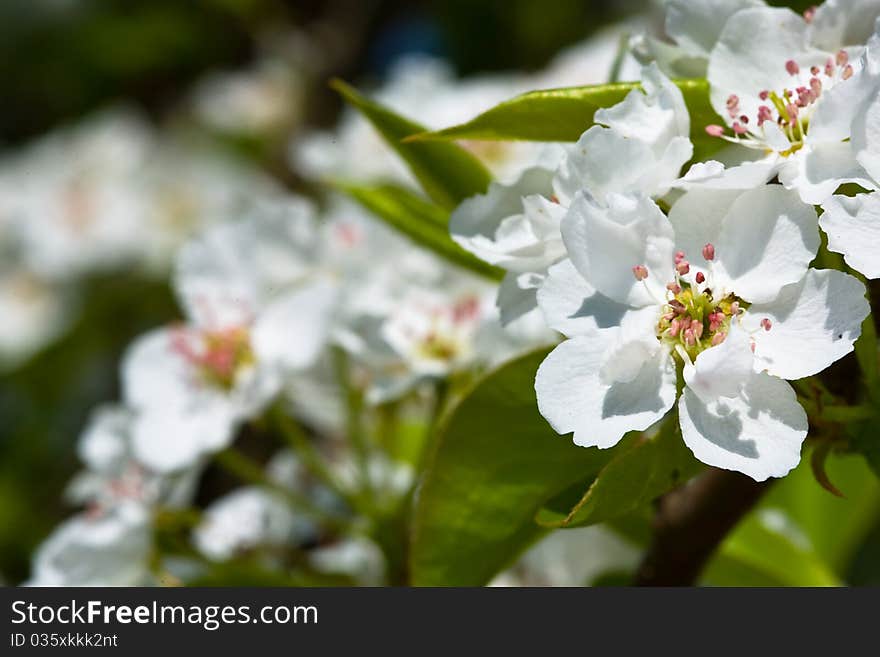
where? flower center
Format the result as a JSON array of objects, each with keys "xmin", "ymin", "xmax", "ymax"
[
  {"xmin": 705, "ymin": 51, "xmax": 854, "ymax": 156},
  {"xmin": 634, "ymin": 244, "xmax": 750, "ymax": 363},
  {"xmin": 171, "ymin": 325, "xmax": 254, "ymax": 390},
  {"xmin": 405, "ymin": 294, "xmax": 481, "ymax": 365}
]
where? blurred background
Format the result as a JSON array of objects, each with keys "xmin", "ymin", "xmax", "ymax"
[{"xmin": 0, "ymin": 0, "xmax": 875, "ymax": 586}]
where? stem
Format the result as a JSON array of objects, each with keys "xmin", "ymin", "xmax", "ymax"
[
  {"xmin": 271, "ymin": 406, "xmax": 356, "ymax": 508},
  {"xmin": 634, "ymin": 467, "xmax": 771, "ymax": 586},
  {"xmin": 213, "ymin": 447, "xmax": 350, "ymax": 533},
  {"xmin": 332, "ymin": 346, "xmax": 373, "ymax": 500}
]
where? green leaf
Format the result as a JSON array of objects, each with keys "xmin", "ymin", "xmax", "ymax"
[
  {"xmin": 702, "ymin": 510, "xmax": 841, "ymax": 587},
  {"xmin": 330, "ymin": 79, "xmax": 492, "ymax": 209},
  {"xmin": 534, "ymin": 415, "xmax": 703, "ymax": 529},
  {"xmin": 409, "ymin": 349, "xmax": 615, "ymax": 586},
  {"xmin": 407, "ymin": 79, "xmax": 723, "ymax": 163},
  {"xmin": 336, "ymin": 182, "xmax": 504, "ymax": 281}
]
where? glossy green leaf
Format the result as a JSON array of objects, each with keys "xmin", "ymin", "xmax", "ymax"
[
  {"xmin": 409, "ymin": 349, "xmax": 615, "ymax": 586},
  {"xmin": 336, "ymin": 182, "xmax": 504, "ymax": 281},
  {"xmin": 407, "ymin": 79, "xmax": 723, "ymax": 163},
  {"xmin": 331, "ymin": 79, "xmax": 492, "ymax": 209},
  {"xmin": 534, "ymin": 416, "xmax": 703, "ymax": 529}
]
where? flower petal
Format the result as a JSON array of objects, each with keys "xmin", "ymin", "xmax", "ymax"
[
  {"xmin": 820, "ymin": 193, "xmax": 880, "ymax": 278},
  {"xmin": 778, "ymin": 141, "xmax": 873, "ymax": 205},
  {"xmin": 252, "ymin": 276, "xmax": 338, "ymax": 371},
  {"xmin": 809, "ymin": 0, "xmax": 880, "ymax": 52},
  {"xmin": 684, "ymin": 324, "xmax": 754, "ymax": 401},
  {"xmin": 537, "ymin": 259, "xmax": 633, "ymax": 338},
  {"xmin": 561, "ymin": 192, "xmax": 675, "ymax": 307},
  {"xmin": 679, "ymin": 371, "xmax": 808, "ymax": 481},
  {"xmin": 715, "ymin": 185, "xmax": 819, "ymax": 303},
  {"xmin": 449, "ymin": 166, "xmax": 564, "ymax": 272},
  {"xmin": 666, "ymin": 0, "xmax": 765, "ymax": 59},
  {"xmin": 131, "ymin": 406, "xmax": 234, "ymax": 473},
  {"xmin": 535, "ymin": 334, "xmax": 677, "ymax": 449},
  {"xmin": 746, "ymin": 268, "xmax": 869, "ymax": 379}
]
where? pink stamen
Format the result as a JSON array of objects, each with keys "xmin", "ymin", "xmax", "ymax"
[
  {"xmin": 702, "ymin": 243, "xmax": 715, "ymax": 261},
  {"xmin": 705, "ymin": 124, "xmax": 725, "ymax": 137},
  {"xmin": 632, "ymin": 265, "xmax": 648, "ymax": 281},
  {"xmin": 803, "ymin": 6, "xmax": 816, "ymax": 23},
  {"xmin": 810, "ymin": 77, "xmax": 822, "ymax": 98},
  {"xmin": 758, "ymin": 90, "xmax": 769, "ymax": 101},
  {"xmin": 666, "ymin": 282, "xmax": 682, "ymax": 294},
  {"xmin": 684, "ymin": 328, "xmax": 697, "ymax": 346},
  {"xmin": 695, "ymin": 271, "xmax": 705, "ymax": 284},
  {"xmin": 690, "ymin": 320, "xmax": 704, "ymax": 340},
  {"xmin": 674, "ymin": 251, "xmax": 686, "ymax": 265},
  {"xmin": 711, "ymin": 332, "xmax": 727, "ymax": 346},
  {"xmin": 676, "ymin": 260, "xmax": 690, "ymax": 276},
  {"xmin": 825, "ymin": 58, "xmax": 835, "ymax": 76},
  {"xmin": 836, "ymin": 50, "xmax": 849, "ymax": 67},
  {"xmin": 843, "ymin": 65, "xmax": 854, "ymax": 80},
  {"xmin": 785, "ymin": 60, "xmax": 800, "ymax": 76},
  {"xmin": 810, "ymin": 65, "xmax": 820, "ymax": 76},
  {"xmin": 732, "ymin": 121, "xmax": 747, "ymax": 135},
  {"xmin": 761, "ymin": 318, "xmax": 773, "ymax": 331},
  {"xmin": 730, "ymin": 301, "xmax": 741, "ymax": 316},
  {"xmin": 669, "ymin": 318, "xmax": 683, "ymax": 338}
]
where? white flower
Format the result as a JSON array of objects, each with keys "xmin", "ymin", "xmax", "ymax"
[
  {"xmin": 123, "ymin": 201, "xmax": 338, "ymax": 472},
  {"xmin": 536, "ymin": 185, "xmax": 869, "ymax": 481},
  {"xmin": 451, "ymin": 64, "xmax": 691, "ymax": 325},
  {"xmin": 27, "ymin": 503, "xmax": 152, "ymax": 586},
  {"xmin": 692, "ymin": 5, "xmax": 880, "ymax": 203},
  {"xmin": 308, "ymin": 537, "xmax": 386, "ymax": 586},
  {"xmin": 193, "ymin": 487, "xmax": 308, "ymax": 562}
]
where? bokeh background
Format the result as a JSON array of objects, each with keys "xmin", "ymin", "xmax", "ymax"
[{"xmin": 1, "ymin": 0, "xmax": 876, "ymax": 586}]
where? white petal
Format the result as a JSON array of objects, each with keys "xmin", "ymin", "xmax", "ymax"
[
  {"xmin": 679, "ymin": 371, "xmax": 808, "ymax": 481},
  {"xmin": 122, "ymin": 328, "xmax": 196, "ymax": 412},
  {"xmin": 708, "ymin": 7, "xmax": 827, "ymax": 125},
  {"xmin": 809, "ymin": 0, "xmax": 880, "ymax": 52},
  {"xmin": 535, "ymin": 335, "xmax": 677, "ymax": 449},
  {"xmin": 666, "ymin": 0, "xmax": 766, "ymax": 59},
  {"xmin": 497, "ymin": 271, "xmax": 541, "ymax": 326},
  {"xmin": 715, "ymin": 185, "xmax": 819, "ymax": 303},
  {"xmin": 536, "ymin": 259, "xmax": 633, "ymax": 338},
  {"xmin": 449, "ymin": 166, "xmax": 563, "ymax": 272},
  {"xmin": 778, "ymin": 141, "xmax": 873, "ymax": 205},
  {"xmin": 820, "ymin": 193, "xmax": 880, "ymax": 278},
  {"xmin": 668, "ymin": 187, "xmax": 743, "ymax": 282},
  {"xmin": 252, "ymin": 277, "xmax": 337, "ymax": 371},
  {"xmin": 554, "ymin": 127, "xmax": 691, "ymax": 204},
  {"xmin": 77, "ymin": 405, "xmax": 132, "ymax": 473},
  {"xmin": 594, "ymin": 63, "xmax": 689, "ymax": 149},
  {"xmin": 561, "ymin": 192, "xmax": 675, "ymax": 307},
  {"xmin": 684, "ymin": 324, "xmax": 754, "ymax": 401},
  {"xmin": 131, "ymin": 407, "xmax": 234, "ymax": 473},
  {"xmin": 676, "ymin": 157, "xmax": 779, "ymax": 191},
  {"xmin": 746, "ymin": 268, "xmax": 869, "ymax": 379},
  {"xmin": 854, "ymin": 91, "xmax": 880, "ymax": 187}
]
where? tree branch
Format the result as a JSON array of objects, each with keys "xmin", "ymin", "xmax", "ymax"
[{"xmin": 634, "ymin": 467, "xmax": 771, "ymax": 586}]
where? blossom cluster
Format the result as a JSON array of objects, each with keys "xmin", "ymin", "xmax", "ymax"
[{"xmin": 17, "ymin": 1, "xmax": 880, "ymax": 587}]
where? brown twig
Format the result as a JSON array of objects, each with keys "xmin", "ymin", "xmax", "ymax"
[{"xmin": 634, "ymin": 468, "xmax": 771, "ymax": 586}]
